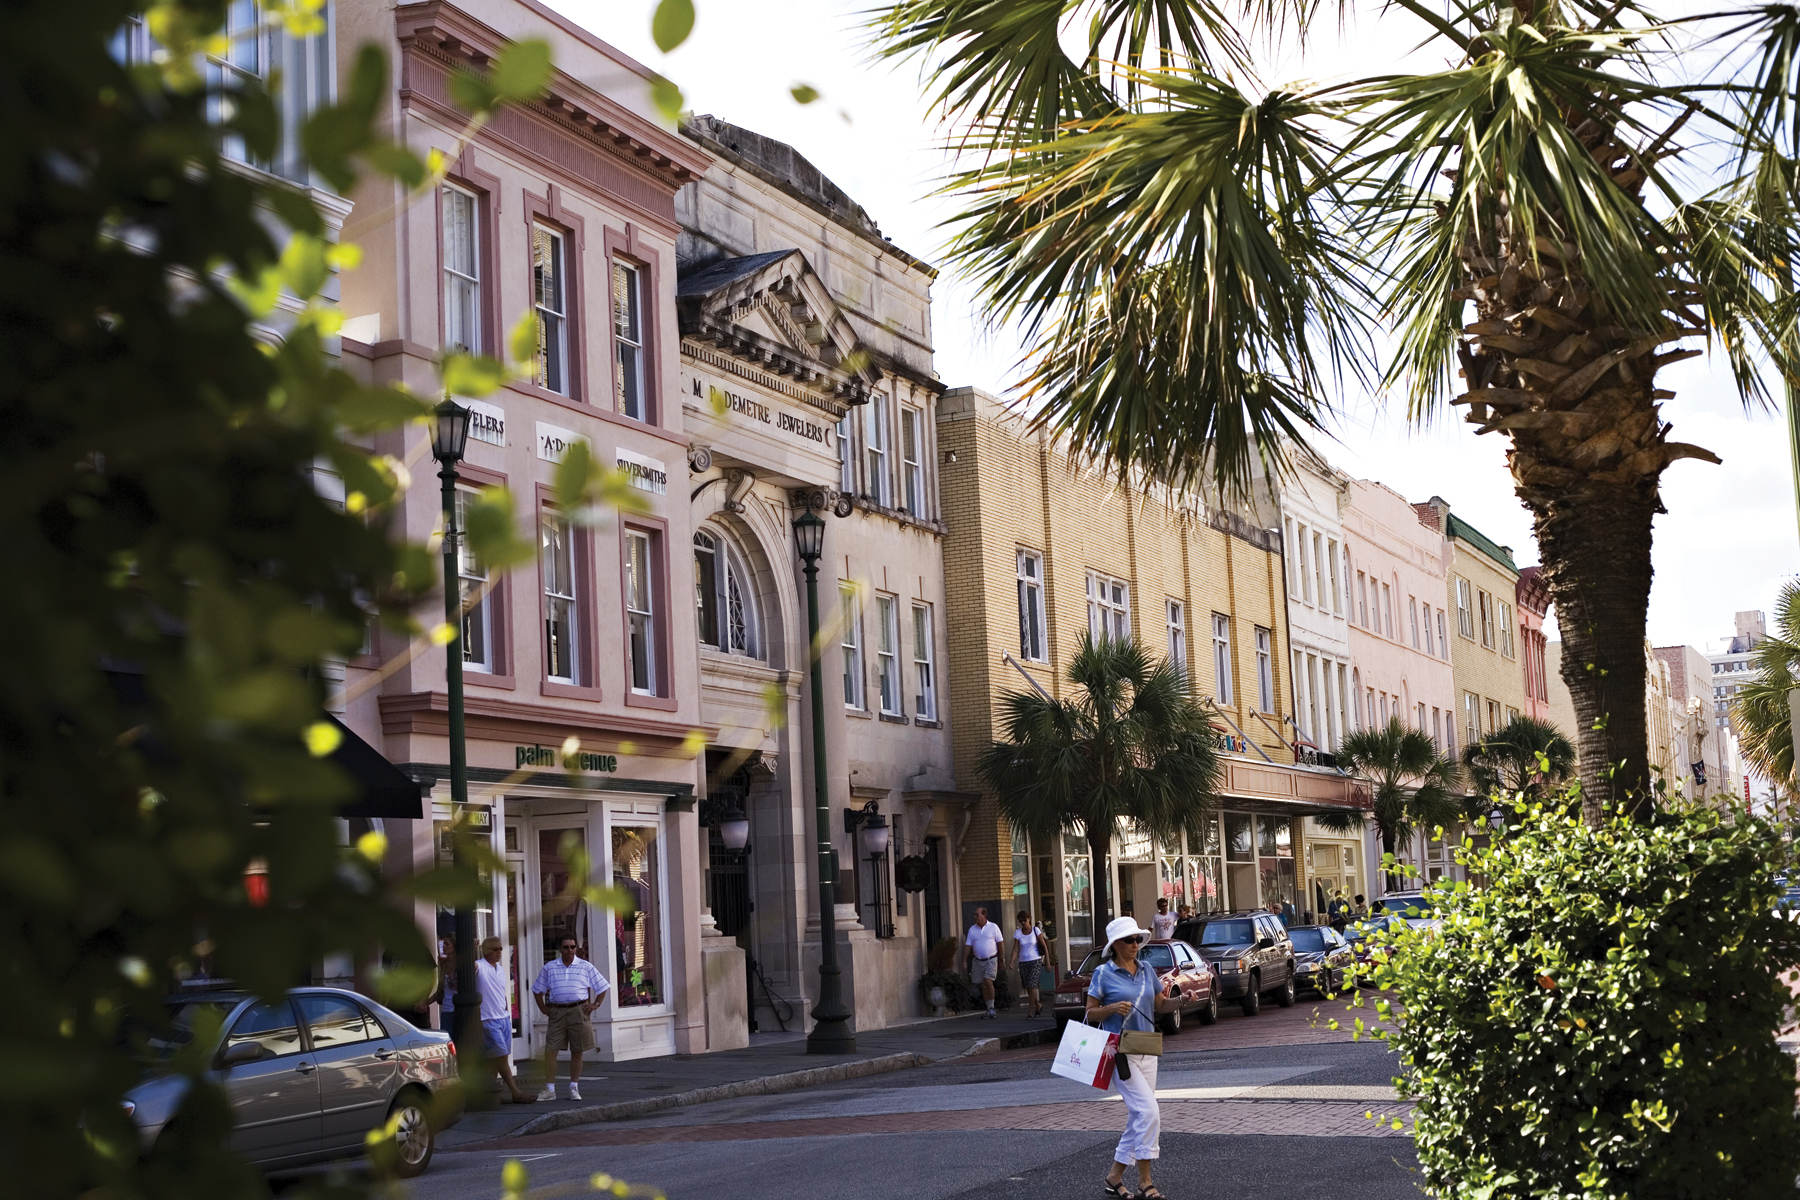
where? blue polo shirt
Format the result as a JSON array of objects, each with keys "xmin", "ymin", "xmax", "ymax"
[{"xmin": 1086, "ymin": 960, "xmax": 1158, "ymax": 1035}]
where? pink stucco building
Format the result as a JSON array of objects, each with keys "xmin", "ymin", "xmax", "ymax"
[{"xmin": 1342, "ymin": 481, "xmax": 1457, "ymax": 752}]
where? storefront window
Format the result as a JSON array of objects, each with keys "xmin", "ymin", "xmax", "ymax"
[
  {"xmin": 1189, "ymin": 856, "xmax": 1224, "ymax": 913},
  {"xmin": 611, "ymin": 824, "xmax": 664, "ymax": 1007},
  {"xmin": 538, "ymin": 827, "xmax": 587, "ymax": 965},
  {"xmin": 1225, "ymin": 814, "xmax": 1254, "ymax": 862},
  {"xmin": 1158, "ymin": 855, "xmax": 1187, "ymax": 907},
  {"xmin": 1010, "ymin": 825, "xmax": 1030, "ymax": 912},
  {"xmin": 1118, "ymin": 821, "xmax": 1154, "ymax": 863},
  {"xmin": 1061, "ymin": 830, "xmax": 1092, "ymax": 945},
  {"xmin": 1258, "ymin": 816, "xmax": 1296, "ymax": 914}
]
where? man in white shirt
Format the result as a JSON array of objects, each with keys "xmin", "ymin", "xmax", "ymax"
[
  {"xmin": 476, "ymin": 937, "xmax": 533, "ymax": 1103},
  {"xmin": 963, "ymin": 907, "xmax": 1006, "ymax": 1018},
  {"xmin": 1151, "ymin": 898, "xmax": 1177, "ymax": 941},
  {"xmin": 531, "ymin": 936, "xmax": 610, "ymax": 1102}
]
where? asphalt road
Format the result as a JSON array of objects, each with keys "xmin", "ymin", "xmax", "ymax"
[{"xmin": 391, "ymin": 999, "xmax": 1421, "ymax": 1200}]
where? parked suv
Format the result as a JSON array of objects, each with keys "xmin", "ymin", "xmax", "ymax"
[{"xmin": 1179, "ymin": 912, "xmax": 1297, "ymax": 1015}]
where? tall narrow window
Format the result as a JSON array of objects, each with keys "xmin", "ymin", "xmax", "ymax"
[
  {"xmin": 876, "ymin": 594, "xmax": 902, "ymax": 716},
  {"xmin": 836, "ymin": 416, "xmax": 855, "ymax": 493},
  {"xmin": 1356, "ymin": 573, "xmax": 1369, "ymax": 626},
  {"xmin": 532, "ymin": 225, "xmax": 569, "ymax": 395},
  {"xmin": 863, "ymin": 394, "xmax": 891, "ymax": 506},
  {"xmin": 1017, "ymin": 550, "xmax": 1048, "ymax": 662},
  {"xmin": 1285, "ymin": 519, "xmax": 1301, "ymax": 591},
  {"xmin": 912, "ymin": 603, "xmax": 937, "ymax": 721},
  {"xmin": 1409, "ymin": 597, "xmax": 1421, "ymax": 648},
  {"xmin": 1437, "ymin": 610, "xmax": 1450, "ymax": 657},
  {"xmin": 1166, "ymin": 600, "xmax": 1187, "ymax": 681},
  {"xmin": 900, "ymin": 407, "xmax": 925, "ymax": 515},
  {"xmin": 840, "ymin": 585, "xmax": 864, "ymax": 710},
  {"xmin": 1464, "ymin": 692, "xmax": 1480, "ymax": 746},
  {"xmin": 541, "ymin": 511, "xmax": 579, "ymax": 683},
  {"xmin": 1487, "ymin": 699, "xmax": 1502, "ymax": 732},
  {"xmin": 1087, "ymin": 573, "xmax": 1129, "ymax": 641},
  {"xmin": 1478, "ymin": 590, "xmax": 1495, "ymax": 648},
  {"xmin": 1421, "ymin": 606, "xmax": 1434, "ymax": 657},
  {"xmin": 1297, "ymin": 528, "xmax": 1313, "ymax": 604},
  {"xmin": 1327, "ymin": 541, "xmax": 1343, "ymax": 615},
  {"xmin": 1255, "ymin": 626, "xmax": 1274, "ymax": 713},
  {"xmin": 1211, "ymin": 613, "xmax": 1234, "ymax": 705},
  {"xmin": 1381, "ymin": 583, "xmax": 1394, "ymax": 638},
  {"xmin": 625, "ymin": 529, "xmax": 658, "ymax": 694},
  {"xmin": 441, "ymin": 185, "xmax": 481, "ymax": 353},
  {"xmin": 1456, "ymin": 578, "xmax": 1474, "ymax": 638},
  {"xmin": 455, "ymin": 490, "xmax": 493, "ymax": 673},
  {"xmin": 1351, "ymin": 668, "xmax": 1363, "ymax": 727},
  {"xmin": 207, "ymin": 1, "xmax": 265, "ymax": 168},
  {"xmin": 1312, "ymin": 532, "xmax": 1327, "ymax": 607},
  {"xmin": 1417, "ymin": 701, "xmax": 1427, "ymax": 730},
  {"xmin": 694, "ymin": 530, "xmax": 761, "ymax": 659},
  {"xmin": 612, "ymin": 261, "xmax": 646, "ymax": 420},
  {"xmin": 1499, "ymin": 601, "xmax": 1515, "ymax": 657}
]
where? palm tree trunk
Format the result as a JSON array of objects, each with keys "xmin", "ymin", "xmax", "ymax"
[
  {"xmin": 1532, "ymin": 490, "xmax": 1657, "ymax": 819},
  {"xmin": 1086, "ymin": 825, "xmax": 1112, "ymax": 957}
]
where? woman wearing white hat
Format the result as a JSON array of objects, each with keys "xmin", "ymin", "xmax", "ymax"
[{"xmin": 1087, "ymin": 914, "xmax": 1183, "ymax": 1199}]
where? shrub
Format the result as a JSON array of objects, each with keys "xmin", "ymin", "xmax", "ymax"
[{"xmin": 1357, "ymin": 795, "xmax": 1800, "ymax": 1199}]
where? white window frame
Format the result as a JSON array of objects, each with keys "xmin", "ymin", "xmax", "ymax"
[
  {"xmin": 1297, "ymin": 527, "xmax": 1313, "ymax": 604},
  {"xmin": 876, "ymin": 593, "xmax": 902, "ymax": 716},
  {"xmin": 1464, "ymin": 692, "xmax": 1480, "ymax": 746},
  {"xmin": 612, "ymin": 260, "xmax": 647, "ymax": 421},
  {"xmin": 532, "ymin": 224, "xmax": 569, "ymax": 396},
  {"xmin": 1357, "ymin": 573, "xmax": 1369, "ymax": 627},
  {"xmin": 911, "ymin": 602, "xmax": 938, "ymax": 721},
  {"xmin": 1478, "ymin": 590, "xmax": 1496, "ymax": 649},
  {"xmin": 207, "ymin": 1, "xmax": 267, "ymax": 169},
  {"xmin": 1421, "ymin": 606, "xmax": 1434, "ymax": 657},
  {"xmin": 694, "ymin": 529, "xmax": 762, "ymax": 660},
  {"xmin": 1166, "ymin": 600, "xmax": 1187, "ymax": 681},
  {"xmin": 1327, "ymin": 540, "xmax": 1343, "ymax": 615},
  {"xmin": 840, "ymin": 585, "xmax": 865, "ymax": 711},
  {"xmin": 836, "ymin": 415, "xmax": 855, "ymax": 494},
  {"xmin": 1499, "ymin": 600, "xmax": 1515, "ymax": 658},
  {"xmin": 1087, "ymin": 572, "xmax": 1130, "ymax": 642},
  {"xmin": 1409, "ymin": 597, "xmax": 1421, "ymax": 649},
  {"xmin": 541, "ymin": 510, "xmax": 579, "ymax": 683},
  {"xmin": 1017, "ymin": 549, "xmax": 1048, "ymax": 662},
  {"xmin": 1211, "ymin": 613, "xmax": 1234, "ymax": 706},
  {"xmin": 900, "ymin": 406, "xmax": 925, "ymax": 516},
  {"xmin": 625, "ymin": 529, "xmax": 658, "ymax": 695},
  {"xmin": 441, "ymin": 184, "xmax": 482, "ymax": 354},
  {"xmin": 1456, "ymin": 578, "xmax": 1475, "ymax": 639},
  {"xmin": 863, "ymin": 394, "xmax": 891, "ymax": 506},
  {"xmin": 1381, "ymin": 583, "xmax": 1394, "ymax": 638},
  {"xmin": 1285, "ymin": 520, "xmax": 1301, "ymax": 592},
  {"xmin": 1254, "ymin": 626, "xmax": 1274, "ymax": 713},
  {"xmin": 1437, "ymin": 610, "xmax": 1450, "ymax": 658},
  {"xmin": 455, "ymin": 489, "xmax": 493, "ymax": 673},
  {"xmin": 1312, "ymin": 532, "xmax": 1327, "ymax": 608}
]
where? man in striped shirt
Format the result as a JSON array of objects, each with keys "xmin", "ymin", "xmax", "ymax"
[{"xmin": 531, "ymin": 936, "xmax": 610, "ymax": 1102}]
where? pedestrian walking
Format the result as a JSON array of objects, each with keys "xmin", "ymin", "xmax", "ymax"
[
  {"xmin": 963, "ymin": 907, "xmax": 1005, "ymax": 1018},
  {"xmin": 476, "ymin": 937, "xmax": 535, "ymax": 1103},
  {"xmin": 1351, "ymin": 894, "xmax": 1369, "ymax": 919},
  {"xmin": 1009, "ymin": 911, "xmax": 1050, "ymax": 1017},
  {"xmin": 530, "ymin": 936, "xmax": 610, "ymax": 1102},
  {"xmin": 1088, "ymin": 915, "xmax": 1183, "ymax": 1200},
  {"xmin": 1150, "ymin": 898, "xmax": 1176, "ymax": 941}
]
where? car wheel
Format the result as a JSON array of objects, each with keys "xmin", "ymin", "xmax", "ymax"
[
  {"xmin": 1241, "ymin": 973, "xmax": 1261, "ymax": 1016},
  {"xmin": 1159, "ymin": 1004, "xmax": 1182, "ymax": 1036},
  {"xmin": 1198, "ymin": 986, "xmax": 1219, "ymax": 1025},
  {"xmin": 372, "ymin": 1090, "xmax": 435, "ymax": 1179},
  {"xmin": 1276, "ymin": 969, "xmax": 1296, "ymax": 1008}
]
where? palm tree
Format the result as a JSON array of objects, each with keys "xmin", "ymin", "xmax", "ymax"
[
  {"xmin": 977, "ymin": 633, "xmax": 1221, "ymax": 956},
  {"xmin": 1314, "ymin": 718, "xmax": 1463, "ymax": 889},
  {"xmin": 1733, "ymin": 578, "xmax": 1800, "ymax": 800},
  {"xmin": 1462, "ymin": 715, "xmax": 1576, "ymax": 806},
  {"xmin": 873, "ymin": 0, "xmax": 1800, "ymax": 819}
]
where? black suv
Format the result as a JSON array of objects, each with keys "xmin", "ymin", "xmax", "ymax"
[{"xmin": 1177, "ymin": 911, "xmax": 1297, "ymax": 1015}]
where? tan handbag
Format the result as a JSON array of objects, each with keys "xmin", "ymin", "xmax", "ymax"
[{"xmin": 1118, "ymin": 1030, "xmax": 1163, "ymax": 1056}]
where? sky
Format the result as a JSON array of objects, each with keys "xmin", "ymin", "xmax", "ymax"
[{"xmin": 553, "ymin": 0, "xmax": 1799, "ymax": 651}]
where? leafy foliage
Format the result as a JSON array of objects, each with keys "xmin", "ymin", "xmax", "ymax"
[
  {"xmin": 1353, "ymin": 796, "xmax": 1800, "ymax": 1198},
  {"xmin": 977, "ymin": 634, "xmax": 1220, "ymax": 949},
  {"xmin": 1732, "ymin": 577, "xmax": 1800, "ymax": 798},
  {"xmin": 1314, "ymin": 718, "xmax": 1462, "ymax": 879},
  {"xmin": 1461, "ymin": 715, "xmax": 1576, "ymax": 807}
]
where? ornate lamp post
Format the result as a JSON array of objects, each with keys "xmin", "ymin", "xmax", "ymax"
[
  {"xmin": 794, "ymin": 506, "xmax": 854, "ymax": 1053},
  {"xmin": 429, "ymin": 399, "xmax": 478, "ymax": 1077}
]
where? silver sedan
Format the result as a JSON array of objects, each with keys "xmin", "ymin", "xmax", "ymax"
[{"xmin": 125, "ymin": 986, "xmax": 462, "ymax": 1177}]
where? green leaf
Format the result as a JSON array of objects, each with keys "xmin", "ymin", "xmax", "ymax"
[
  {"xmin": 507, "ymin": 307, "xmax": 539, "ymax": 372},
  {"xmin": 651, "ymin": 0, "xmax": 695, "ymax": 53},
  {"xmin": 463, "ymin": 488, "xmax": 534, "ymax": 571},
  {"xmin": 440, "ymin": 353, "xmax": 508, "ymax": 399},
  {"xmin": 650, "ymin": 76, "xmax": 684, "ymax": 127},
  {"xmin": 552, "ymin": 437, "xmax": 597, "ymax": 513},
  {"xmin": 489, "ymin": 38, "xmax": 553, "ymax": 105},
  {"xmin": 450, "ymin": 68, "xmax": 498, "ymax": 115},
  {"xmin": 363, "ymin": 141, "xmax": 430, "ymax": 189},
  {"xmin": 790, "ymin": 82, "xmax": 820, "ymax": 104},
  {"xmin": 279, "ymin": 234, "xmax": 330, "ymax": 302},
  {"xmin": 338, "ymin": 383, "xmax": 429, "ymax": 435}
]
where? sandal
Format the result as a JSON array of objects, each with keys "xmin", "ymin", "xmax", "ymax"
[
  {"xmin": 1102, "ymin": 1182, "xmax": 1131, "ymax": 1199},
  {"xmin": 1135, "ymin": 1188, "xmax": 1166, "ymax": 1200}
]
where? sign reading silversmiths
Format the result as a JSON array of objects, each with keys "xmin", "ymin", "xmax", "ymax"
[
  {"xmin": 515, "ymin": 743, "xmax": 619, "ymax": 773},
  {"xmin": 536, "ymin": 422, "xmax": 577, "ymax": 463},
  {"xmin": 616, "ymin": 447, "xmax": 668, "ymax": 495}
]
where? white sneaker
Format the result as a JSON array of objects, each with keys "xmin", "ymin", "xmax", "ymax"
[
  {"xmin": 535, "ymin": 1085, "xmax": 556, "ymax": 1103},
  {"xmin": 568, "ymin": 1082, "xmax": 582, "ymax": 1101}
]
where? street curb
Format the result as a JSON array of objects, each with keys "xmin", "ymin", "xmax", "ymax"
[{"xmin": 515, "ymin": 1051, "xmax": 932, "ymax": 1135}]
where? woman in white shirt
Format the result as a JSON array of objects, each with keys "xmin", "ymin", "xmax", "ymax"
[{"xmin": 1009, "ymin": 911, "xmax": 1049, "ymax": 1017}]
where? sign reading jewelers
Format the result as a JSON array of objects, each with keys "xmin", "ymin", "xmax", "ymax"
[
  {"xmin": 683, "ymin": 370, "xmax": 835, "ymax": 448},
  {"xmin": 459, "ymin": 397, "xmax": 506, "ymax": 447}
]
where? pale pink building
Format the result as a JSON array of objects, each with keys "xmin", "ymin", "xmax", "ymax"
[{"xmin": 1342, "ymin": 481, "xmax": 1458, "ymax": 754}]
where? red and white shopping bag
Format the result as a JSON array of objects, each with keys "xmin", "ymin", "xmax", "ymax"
[{"xmin": 1049, "ymin": 1019, "xmax": 1118, "ymax": 1090}]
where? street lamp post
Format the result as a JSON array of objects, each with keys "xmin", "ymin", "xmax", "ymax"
[
  {"xmin": 794, "ymin": 507, "xmax": 854, "ymax": 1053},
  {"xmin": 429, "ymin": 399, "xmax": 479, "ymax": 1082}
]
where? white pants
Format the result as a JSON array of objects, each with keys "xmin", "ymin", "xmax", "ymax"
[{"xmin": 1112, "ymin": 1054, "xmax": 1161, "ymax": 1165}]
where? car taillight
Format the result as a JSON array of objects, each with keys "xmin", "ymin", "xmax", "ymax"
[{"xmin": 447, "ymin": 1040, "xmax": 456, "ymax": 1059}]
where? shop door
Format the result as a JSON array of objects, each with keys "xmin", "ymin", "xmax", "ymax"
[
  {"xmin": 923, "ymin": 837, "xmax": 945, "ymax": 948},
  {"xmin": 526, "ymin": 821, "xmax": 591, "ymax": 1057}
]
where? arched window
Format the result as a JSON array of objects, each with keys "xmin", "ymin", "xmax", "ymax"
[{"xmin": 694, "ymin": 529, "xmax": 762, "ymax": 659}]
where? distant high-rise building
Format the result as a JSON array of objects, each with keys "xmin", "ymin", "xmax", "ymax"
[{"xmin": 1709, "ymin": 611, "xmax": 1766, "ymax": 740}]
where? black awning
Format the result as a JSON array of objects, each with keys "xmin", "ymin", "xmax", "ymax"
[{"xmin": 326, "ymin": 713, "xmax": 424, "ymax": 820}]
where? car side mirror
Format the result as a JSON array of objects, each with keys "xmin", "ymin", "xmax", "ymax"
[
  {"xmin": 1256, "ymin": 936, "xmax": 1274, "ymax": 949},
  {"xmin": 218, "ymin": 1042, "xmax": 266, "ymax": 1069}
]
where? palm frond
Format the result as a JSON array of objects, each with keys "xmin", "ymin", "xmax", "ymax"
[{"xmin": 1732, "ymin": 576, "xmax": 1800, "ymax": 794}]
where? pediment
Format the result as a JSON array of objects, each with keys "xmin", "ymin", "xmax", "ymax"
[{"xmin": 676, "ymin": 249, "xmax": 881, "ymax": 403}]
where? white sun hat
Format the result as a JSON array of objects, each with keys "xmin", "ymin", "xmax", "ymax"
[{"xmin": 1101, "ymin": 915, "xmax": 1154, "ymax": 957}]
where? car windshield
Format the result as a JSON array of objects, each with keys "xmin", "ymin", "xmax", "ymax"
[
  {"xmin": 1071, "ymin": 944, "xmax": 1175, "ymax": 975},
  {"xmin": 132, "ymin": 999, "xmax": 238, "ymax": 1066},
  {"xmin": 1289, "ymin": 928, "xmax": 1327, "ymax": 952},
  {"xmin": 1375, "ymin": 895, "xmax": 1434, "ymax": 919},
  {"xmin": 1199, "ymin": 919, "xmax": 1255, "ymax": 946}
]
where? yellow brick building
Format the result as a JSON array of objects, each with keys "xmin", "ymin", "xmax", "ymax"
[
  {"xmin": 938, "ymin": 389, "xmax": 1362, "ymax": 964},
  {"xmin": 1416, "ymin": 498, "xmax": 1526, "ymax": 748}
]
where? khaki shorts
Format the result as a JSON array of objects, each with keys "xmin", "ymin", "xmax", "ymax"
[
  {"xmin": 969, "ymin": 956, "xmax": 998, "ymax": 984},
  {"xmin": 543, "ymin": 1003, "xmax": 594, "ymax": 1053}
]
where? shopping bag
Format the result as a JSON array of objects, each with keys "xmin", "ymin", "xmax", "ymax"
[{"xmin": 1050, "ymin": 1019, "xmax": 1117, "ymax": 1090}]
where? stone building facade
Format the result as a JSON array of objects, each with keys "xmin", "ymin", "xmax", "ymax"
[
  {"xmin": 1415, "ymin": 498, "xmax": 1526, "ymax": 751},
  {"xmin": 674, "ymin": 115, "xmax": 962, "ymax": 1039},
  {"xmin": 937, "ymin": 389, "xmax": 1363, "ymax": 965}
]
